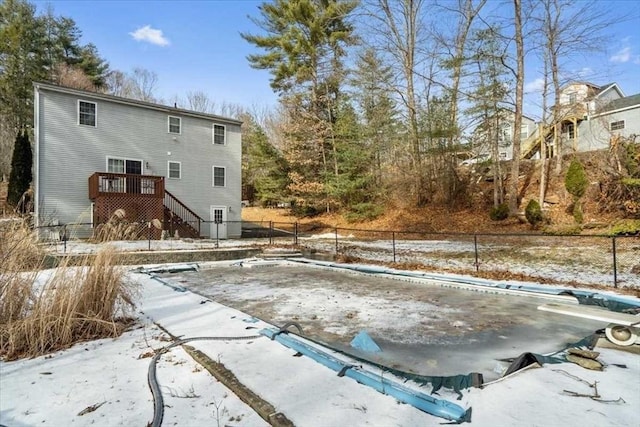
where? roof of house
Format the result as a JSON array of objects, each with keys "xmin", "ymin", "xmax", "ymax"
[
  {"xmin": 596, "ymin": 82, "xmax": 616, "ymax": 94},
  {"xmin": 33, "ymin": 81, "xmax": 243, "ymax": 125},
  {"xmin": 600, "ymin": 93, "xmax": 640, "ymax": 113}
]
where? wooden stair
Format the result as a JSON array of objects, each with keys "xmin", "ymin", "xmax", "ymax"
[{"xmin": 163, "ymin": 190, "xmax": 204, "ymax": 238}]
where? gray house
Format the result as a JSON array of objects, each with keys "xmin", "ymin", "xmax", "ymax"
[
  {"xmin": 521, "ymin": 82, "xmax": 640, "ymax": 158},
  {"xmin": 468, "ymin": 111, "xmax": 537, "ymax": 162},
  {"xmin": 33, "ymin": 82, "xmax": 242, "ymax": 239}
]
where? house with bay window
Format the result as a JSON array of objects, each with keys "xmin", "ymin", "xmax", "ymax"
[{"xmin": 33, "ymin": 82, "xmax": 242, "ymax": 239}]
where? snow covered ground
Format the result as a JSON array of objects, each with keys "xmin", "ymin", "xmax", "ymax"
[{"xmin": 1, "ymin": 259, "xmax": 639, "ymax": 427}]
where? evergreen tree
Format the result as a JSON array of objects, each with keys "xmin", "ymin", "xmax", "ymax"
[
  {"xmin": 0, "ymin": 0, "xmax": 109, "ymax": 178},
  {"xmin": 242, "ymin": 0, "xmax": 357, "ymax": 212},
  {"xmin": 350, "ymin": 48, "xmax": 400, "ymax": 188},
  {"xmin": 241, "ymin": 112, "xmax": 290, "ymax": 206},
  {"xmin": 465, "ymin": 26, "xmax": 512, "ymax": 207},
  {"xmin": 7, "ymin": 130, "xmax": 32, "ymax": 210}
]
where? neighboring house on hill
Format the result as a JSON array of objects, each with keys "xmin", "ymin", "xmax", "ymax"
[
  {"xmin": 468, "ymin": 111, "xmax": 537, "ymax": 161},
  {"xmin": 521, "ymin": 81, "xmax": 639, "ymax": 158},
  {"xmin": 33, "ymin": 82, "xmax": 242, "ymax": 239}
]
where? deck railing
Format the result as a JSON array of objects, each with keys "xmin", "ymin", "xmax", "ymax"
[
  {"xmin": 89, "ymin": 172, "xmax": 165, "ymax": 199},
  {"xmin": 164, "ymin": 190, "xmax": 203, "ymax": 237}
]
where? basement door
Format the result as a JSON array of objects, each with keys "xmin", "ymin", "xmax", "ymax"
[{"xmin": 210, "ymin": 205, "xmax": 227, "ymax": 239}]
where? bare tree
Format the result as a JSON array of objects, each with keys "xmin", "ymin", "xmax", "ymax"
[
  {"xmin": 53, "ymin": 63, "xmax": 95, "ymax": 91},
  {"xmin": 129, "ymin": 67, "xmax": 159, "ymax": 102},
  {"xmin": 364, "ymin": 0, "xmax": 430, "ymax": 205},
  {"xmin": 532, "ymin": 0, "xmax": 614, "ymax": 175},
  {"xmin": 186, "ymin": 90, "xmax": 213, "ymax": 113},
  {"xmin": 508, "ymin": 0, "xmax": 525, "ymax": 214}
]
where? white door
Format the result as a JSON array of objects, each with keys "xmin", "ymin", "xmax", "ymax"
[{"xmin": 210, "ymin": 205, "xmax": 227, "ymax": 239}]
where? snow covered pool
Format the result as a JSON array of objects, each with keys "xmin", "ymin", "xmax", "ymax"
[{"xmin": 160, "ymin": 261, "xmax": 608, "ymax": 380}]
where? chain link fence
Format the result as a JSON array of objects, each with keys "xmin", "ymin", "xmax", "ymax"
[{"xmin": 24, "ymin": 219, "xmax": 639, "ymax": 289}]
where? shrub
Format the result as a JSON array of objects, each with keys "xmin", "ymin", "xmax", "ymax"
[
  {"xmin": 565, "ymin": 158, "xmax": 588, "ymax": 199},
  {"xmin": 7, "ymin": 131, "xmax": 33, "ymax": 210},
  {"xmin": 489, "ymin": 203, "xmax": 509, "ymax": 221},
  {"xmin": 609, "ymin": 219, "xmax": 640, "ymax": 236},
  {"xmin": 291, "ymin": 203, "xmax": 322, "ymax": 218},
  {"xmin": 525, "ymin": 199, "xmax": 543, "ymax": 226},
  {"xmin": 1, "ymin": 222, "xmax": 137, "ymax": 360},
  {"xmin": 344, "ymin": 203, "xmax": 384, "ymax": 223}
]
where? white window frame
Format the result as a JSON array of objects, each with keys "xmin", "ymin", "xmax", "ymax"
[
  {"xmin": 610, "ymin": 120, "xmax": 625, "ymax": 131},
  {"xmin": 520, "ymin": 124, "xmax": 529, "ymax": 139},
  {"xmin": 168, "ymin": 161, "xmax": 181, "ymax": 179},
  {"xmin": 168, "ymin": 116, "xmax": 181, "ymax": 134},
  {"xmin": 106, "ymin": 156, "xmax": 144, "ymax": 174},
  {"xmin": 213, "ymin": 124, "xmax": 226, "ymax": 145},
  {"xmin": 78, "ymin": 100, "xmax": 97, "ymax": 127},
  {"xmin": 212, "ymin": 166, "xmax": 226, "ymax": 187}
]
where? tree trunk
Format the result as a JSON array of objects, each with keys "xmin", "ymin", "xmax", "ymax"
[{"xmin": 509, "ymin": 0, "xmax": 524, "ymax": 215}]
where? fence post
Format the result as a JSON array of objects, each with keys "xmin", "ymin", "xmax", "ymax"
[
  {"xmin": 198, "ymin": 219, "xmax": 201, "ymax": 237},
  {"xmin": 612, "ymin": 236, "xmax": 617, "ymax": 288},
  {"xmin": 294, "ymin": 222, "xmax": 298, "ymax": 246},
  {"xmin": 335, "ymin": 227, "xmax": 339, "ymax": 255},
  {"xmin": 148, "ymin": 221, "xmax": 151, "ymax": 251},
  {"xmin": 392, "ymin": 231, "xmax": 396, "ymax": 263},
  {"xmin": 216, "ymin": 222, "xmax": 219, "ymax": 248},
  {"xmin": 474, "ymin": 234, "xmax": 479, "ymax": 272},
  {"xmin": 269, "ymin": 221, "xmax": 273, "ymax": 245}
]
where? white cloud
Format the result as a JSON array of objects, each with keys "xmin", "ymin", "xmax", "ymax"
[
  {"xmin": 129, "ymin": 25, "xmax": 170, "ymax": 47},
  {"xmin": 524, "ymin": 78, "xmax": 545, "ymax": 93},
  {"xmin": 577, "ymin": 67, "xmax": 593, "ymax": 78},
  {"xmin": 610, "ymin": 47, "xmax": 631, "ymax": 63}
]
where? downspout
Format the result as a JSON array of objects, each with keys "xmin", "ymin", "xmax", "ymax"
[{"xmin": 33, "ymin": 84, "xmax": 40, "ymax": 231}]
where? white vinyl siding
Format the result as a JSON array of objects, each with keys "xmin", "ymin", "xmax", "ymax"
[
  {"xmin": 213, "ymin": 124, "xmax": 226, "ymax": 145},
  {"xmin": 610, "ymin": 120, "xmax": 625, "ymax": 131},
  {"xmin": 78, "ymin": 100, "xmax": 96, "ymax": 126},
  {"xmin": 168, "ymin": 161, "xmax": 181, "ymax": 179},
  {"xmin": 35, "ymin": 84, "xmax": 243, "ymax": 238},
  {"xmin": 212, "ymin": 166, "xmax": 225, "ymax": 187},
  {"xmin": 168, "ymin": 116, "xmax": 181, "ymax": 134}
]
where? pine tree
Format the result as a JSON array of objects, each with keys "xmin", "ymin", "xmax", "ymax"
[
  {"xmin": 242, "ymin": 0, "xmax": 357, "ymax": 212},
  {"xmin": 7, "ymin": 130, "xmax": 32, "ymax": 210}
]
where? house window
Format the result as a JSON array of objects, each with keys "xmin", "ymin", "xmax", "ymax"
[
  {"xmin": 213, "ymin": 124, "xmax": 226, "ymax": 145},
  {"xmin": 568, "ymin": 93, "xmax": 577, "ymax": 104},
  {"xmin": 563, "ymin": 123, "xmax": 575, "ymax": 139},
  {"xmin": 520, "ymin": 124, "xmax": 529, "ymax": 140},
  {"xmin": 213, "ymin": 166, "xmax": 225, "ymax": 187},
  {"xmin": 168, "ymin": 116, "xmax": 181, "ymax": 134},
  {"xmin": 610, "ymin": 120, "xmax": 625, "ymax": 131},
  {"xmin": 78, "ymin": 100, "xmax": 96, "ymax": 126},
  {"xmin": 168, "ymin": 161, "xmax": 181, "ymax": 179},
  {"xmin": 107, "ymin": 158, "xmax": 125, "ymax": 173}
]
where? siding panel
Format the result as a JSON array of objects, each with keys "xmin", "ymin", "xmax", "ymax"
[{"xmin": 36, "ymin": 86, "xmax": 242, "ymax": 238}]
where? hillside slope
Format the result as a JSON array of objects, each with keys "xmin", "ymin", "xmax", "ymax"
[{"xmin": 243, "ymin": 150, "xmax": 636, "ymax": 234}]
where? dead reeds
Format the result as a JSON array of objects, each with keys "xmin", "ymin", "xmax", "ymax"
[{"xmin": 0, "ymin": 219, "xmax": 138, "ymax": 360}]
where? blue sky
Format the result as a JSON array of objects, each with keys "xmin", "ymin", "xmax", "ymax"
[{"xmin": 35, "ymin": 0, "xmax": 640, "ymax": 119}]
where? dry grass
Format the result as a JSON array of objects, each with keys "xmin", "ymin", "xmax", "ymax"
[{"xmin": 0, "ymin": 220, "xmax": 138, "ymax": 360}]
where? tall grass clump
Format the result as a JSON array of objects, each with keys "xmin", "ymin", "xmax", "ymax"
[{"xmin": 1, "ymin": 221, "xmax": 137, "ymax": 360}]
